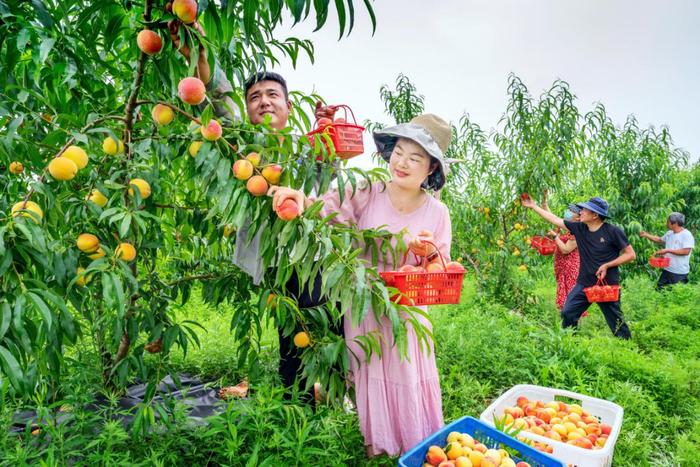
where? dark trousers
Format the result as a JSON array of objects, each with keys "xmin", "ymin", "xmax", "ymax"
[
  {"xmin": 278, "ymin": 271, "xmax": 343, "ymax": 405},
  {"xmin": 561, "ymin": 283, "xmax": 631, "ymax": 339},
  {"xmin": 657, "ymin": 270, "xmax": 689, "ymax": 290}
]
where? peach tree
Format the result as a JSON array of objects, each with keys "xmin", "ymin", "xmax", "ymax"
[{"xmin": 0, "ymin": 0, "xmax": 432, "ymax": 412}]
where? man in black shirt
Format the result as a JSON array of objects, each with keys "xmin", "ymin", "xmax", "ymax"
[{"xmin": 523, "ymin": 196, "xmax": 635, "ymax": 339}]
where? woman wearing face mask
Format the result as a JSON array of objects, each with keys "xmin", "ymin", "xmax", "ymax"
[
  {"xmin": 270, "ymin": 114, "xmax": 452, "ymax": 457},
  {"xmin": 547, "ymin": 205, "xmax": 587, "ymax": 315}
]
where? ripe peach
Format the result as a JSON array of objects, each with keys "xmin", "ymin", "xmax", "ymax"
[
  {"xmin": 566, "ymin": 412, "xmax": 581, "ymax": 423},
  {"xmin": 152, "ymin": 104, "xmax": 174, "ymax": 125},
  {"xmin": 437, "ymin": 462, "xmax": 455, "ymax": 467},
  {"xmin": 188, "ymin": 141, "xmax": 203, "ymax": 157},
  {"xmin": 87, "ymin": 189, "xmax": 108, "ymax": 208},
  {"xmin": 544, "ymin": 401, "xmax": 559, "ymax": 411},
  {"xmin": 178, "ymin": 76, "xmax": 206, "ymax": 105},
  {"xmin": 504, "ymin": 406, "xmax": 524, "ymax": 419},
  {"xmin": 552, "ymin": 423, "xmax": 567, "ymax": 437},
  {"xmin": 246, "ymin": 175, "xmax": 268, "ymax": 196},
  {"xmin": 530, "ymin": 426, "xmax": 545, "ymax": 436},
  {"xmin": 472, "ymin": 443, "xmax": 487, "ymax": 454},
  {"xmin": 568, "ymin": 404, "xmax": 583, "ymax": 415},
  {"xmin": 116, "ymin": 242, "xmax": 137, "ymax": 262},
  {"xmin": 102, "ymin": 136, "xmax": 124, "ymax": 155},
  {"xmin": 48, "ymin": 157, "xmax": 78, "ymax": 181},
  {"xmin": 76, "ymin": 234, "xmax": 100, "ymax": 253},
  {"xmin": 245, "ymin": 152, "xmax": 261, "ymax": 167},
  {"xmin": 275, "ymin": 198, "xmax": 299, "ymax": 221},
  {"xmin": 62, "ymin": 145, "xmax": 89, "ymax": 169},
  {"xmin": 9, "ymin": 161, "xmax": 24, "ymax": 174},
  {"xmin": 445, "ymin": 261, "xmax": 465, "ymax": 272},
  {"xmin": 445, "ymin": 442, "xmax": 463, "ymax": 460},
  {"xmin": 544, "ymin": 430, "xmax": 561, "ymax": 442},
  {"xmin": 293, "ymin": 331, "xmax": 310, "ymax": 348},
  {"xmin": 425, "ymin": 445, "xmax": 447, "ymax": 465},
  {"xmin": 128, "ymin": 178, "xmax": 151, "ymax": 199},
  {"xmin": 173, "ymin": 0, "xmax": 197, "ymax": 23},
  {"xmin": 468, "ymin": 450, "xmax": 484, "ymax": 467},
  {"xmin": 136, "ymin": 29, "xmax": 162, "ymax": 55},
  {"xmin": 200, "ymin": 120, "xmax": 222, "ymax": 141},
  {"xmin": 600, "ymin": 423, "xmax": 612, "ymax": 436},
  {"xmin": 454, "ymin": 457, "xmax": 472, "ymax": 467},
  {"xmin": 458, "ymin": 433, "xmax": 475, "ymax": 449},
  {"xmin": 516, "ymin": 396, "xmax": 529, "ymax": 408},
  {"xmin": 261, "ymin": 164, "xmax": 282, "ymax": 185},
  {"xmin": 232, "ymin": 159, "xmax": 254, "ymax": 180},
  {"xmin": 516, "ymin": 463, "xmax": 532, "ymax": 467},
  {"xmin": 317, "ymin": 117, "xmax": 333, "ymax": 127},
  {"xmin": 426, "ymin": 262, "xmax": 445, "ymax": 273},
  {"xmin": 535, "ymin": 408, "xmax": 551, "ymax": 424},
  {"xmin": 571, "ymin": 437, "xmax": 594, "ymax": 450}
]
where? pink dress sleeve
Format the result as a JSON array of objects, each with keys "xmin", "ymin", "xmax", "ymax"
[
  {"xmin": 316, "ymin": 182, "xmax": 373, "ymax": 225},
  {"xmin": 432, "ymin": 201, "xmax": 452, "ymax": 263}
]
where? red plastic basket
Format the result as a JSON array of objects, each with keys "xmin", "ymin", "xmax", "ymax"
[
  {"xmin": 379, "ymin": 241, "xmax": 464, "ymax": 306},
  {"xmin": 306, "ymin": 105, "xmax": 365, "ymax": 160},
  {"xmin": 649, "ymin": 255, "xmax": 670, "ymax": 268},
  {"xmin": 529, "ymin": 235, "xmax": 557, "ymax": 255},
  {"xmin": 583, "ymin": 278, "xmax": 620, "ymax": 303}
]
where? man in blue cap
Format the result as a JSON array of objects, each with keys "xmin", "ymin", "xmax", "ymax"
[{"xmin": 522, "ymin": 196, "xmax": 635, "ymax": 339}]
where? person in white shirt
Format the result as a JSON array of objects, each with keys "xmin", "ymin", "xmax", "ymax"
[{"xmin": 641, "ymin": 212, "xmax": 695, "ymax": 289}]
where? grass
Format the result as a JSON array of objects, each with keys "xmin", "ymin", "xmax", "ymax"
[{"xmin": 1, "ymin": 273, "xmax": 699, "ymax": 466}]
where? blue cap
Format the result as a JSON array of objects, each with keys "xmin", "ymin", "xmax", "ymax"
[{"xmin": 576, "ymin": 197, "xmax": 609, "ymax": 218}]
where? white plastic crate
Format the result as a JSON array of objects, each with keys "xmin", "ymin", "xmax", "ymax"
[{"xmin": 479, "ymin": 384, "xmax": 624, "ymax": 467}]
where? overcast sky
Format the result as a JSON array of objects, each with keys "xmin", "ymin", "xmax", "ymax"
[{"xmin": 273, "ymin": 0, "xmax": 700, "ymax": 168}]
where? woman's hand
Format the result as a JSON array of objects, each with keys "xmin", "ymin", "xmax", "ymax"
[
  {"xmin": 269, "ymin": 186, "xmax": 307, "ymax": 214},
  {"xmin": 408, "ymin": 230, "xmax": 437, "ymax": 257}
]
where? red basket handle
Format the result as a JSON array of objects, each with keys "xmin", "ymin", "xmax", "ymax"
[{"xmin": 594, "ymin": 277, "xmax": 609, "ymax": 287}]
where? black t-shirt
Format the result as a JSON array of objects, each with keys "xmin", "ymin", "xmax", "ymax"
[{"xmin": 564, "ymin": 220, "xmax": 630, "ymax": 287}]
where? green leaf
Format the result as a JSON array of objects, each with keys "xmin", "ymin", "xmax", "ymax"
[
  {"xmin": 0, "ymin": 345, "xmax": 23, "ymax": 391},
  {"xmin": 38, "ymin": 37, "xmax": 56, "ymax": 64},
  {"xmin": 26, "ymin": 291, "xmax": 53, "ymax": 331}
]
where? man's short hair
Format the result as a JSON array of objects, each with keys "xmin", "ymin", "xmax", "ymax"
[
  {"xmin": 668, "ymin": 212, "xmax": 685, "ymax": 226},
  {"xmin": 244, "ymin": 72, "xmax": 288, "ymax": 99}
]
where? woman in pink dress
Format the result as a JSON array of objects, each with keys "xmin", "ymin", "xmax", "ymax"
[
  {"xmin": 271, "ymin": 114, "xmax": 453, "ymax": 457},
  {"xmin": 549, "ymin": 206, "xmax": 586, "ymax": 315}
]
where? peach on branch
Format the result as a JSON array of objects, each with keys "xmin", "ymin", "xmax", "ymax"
[
  {"xmin": 178, "ymin": 76, "xmax": 206, "ymax": 105},
  {"xmin": 188, "ymin": 141, "xmax": 203, "ymax": 157},
  {"xmin": 11, "ymin": 201, "xmax": 43, "ymax": 222},
  {"xmin": 9, "ymin": 161, "xmax": 24, "ymax": 174},
  {"xmin": 128, "ymin": 178, "xmax": 152, "ymax": 199},
  {"xmin": 246, "ymin": 175, "xmax": 268, "ymax": 196},
  {"xmin": 116, "ymin": 242, "xmax": 137, "ymax": 262},
  {"xmin": 261, "ymin": 164, "xmax": 282, "ymax": 185},
  {"xmin": 200, "ymin": 120, "xmax": 222, "ymax": 141},
  {"xmin": 232, "ymin": 159, "xmax": 254, "ymax": 180},
  {"xmin": 136, "ymin": 29, "xmax": 162, "ymax": 55},
  {"xmin": 151, "ymin": 104, "xmax": 174, "ymax": 126},
  {"xmin": 245, "ymin": 152, "xmax": 261, "ymax": 167},
  {"xmin": 87, "ymin": 189, "xmax": 108, "ymax": 207},
  {"xmin": 173, "ymin": 0, "xmax": 197, "ymax": 23},
  {"xmin": 76, "ymin": 234, "xmax": 100, "ymax": 253},
  {"xmin": 293, "ymin": 331, "xmax": 310, "ymax": 348},
  {"xmin": 62, "ymin": 145, "xmax": 89, "ymax": 169},
  {"xmin": 102, "ymin": 136, "xmax": 124, "ymax": 155},
  {"xmin": 48, "ymin": 157, "xmax": 78, "ymax": 181}
]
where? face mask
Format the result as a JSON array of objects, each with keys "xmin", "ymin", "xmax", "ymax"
[{"xmin": 563, "ymin": 210, "xmax": 575, "ymax": 220}]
